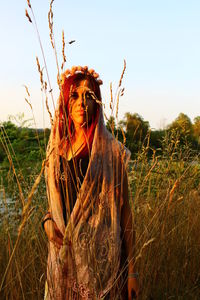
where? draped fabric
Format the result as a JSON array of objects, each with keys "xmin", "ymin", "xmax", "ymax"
[{"xmin": 45, "ymin": 93, "xmax": 130, "ymax": 299}]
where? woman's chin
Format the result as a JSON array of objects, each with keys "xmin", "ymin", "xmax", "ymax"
[{"xmin": 73, "ymin": 117, "xmax": 92, "ymax": 128}]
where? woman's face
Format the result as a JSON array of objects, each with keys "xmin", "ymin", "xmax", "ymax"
[{"xmin": 69, "ymin": 79, "xmax": 97, "ymax": 127}]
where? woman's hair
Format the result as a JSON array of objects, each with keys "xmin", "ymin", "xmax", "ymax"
[
  {"xmin": 59, "ymin": 72, "xmax": 102, "ymax": 157},
  {"xmin": 62, "ymin": 72, "xmax": 101, "ymax": 105}
]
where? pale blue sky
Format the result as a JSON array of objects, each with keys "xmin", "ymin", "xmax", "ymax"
[{"xmin": 0, "ymin": 0, "xmax": 200, "ymax": 129}]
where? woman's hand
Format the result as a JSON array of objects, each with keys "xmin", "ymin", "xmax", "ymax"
[
  {"xmin": 128, "ymin": 276, "xmax": 139, "ymax": 299},
  {"xmin": 44, "ymin": 219, "xmax": 63, "ymax": 249}
]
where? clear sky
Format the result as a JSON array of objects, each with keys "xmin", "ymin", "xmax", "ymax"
[{"xmin": 0, "ymin": 0, "xmax": 200, "ymax": 129}]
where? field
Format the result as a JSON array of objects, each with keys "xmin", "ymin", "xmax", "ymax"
[{"xmin": 0, "ymin": 130, "xmax": 200, "ymax": 299}]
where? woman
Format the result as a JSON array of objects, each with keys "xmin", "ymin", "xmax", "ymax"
[{"xmin": 43, "ymin": 66, "xmax": 139, "ymax": 299}]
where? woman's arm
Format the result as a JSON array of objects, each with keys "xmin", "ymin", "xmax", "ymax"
[{"xmin": 121, "ymin": 172, "xmax": 139, "ymax": 299}]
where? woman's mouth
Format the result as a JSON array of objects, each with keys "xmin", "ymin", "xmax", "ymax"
[{"xmin": 76, "ymin": 110, "xmax": 85, "ymax": 115}]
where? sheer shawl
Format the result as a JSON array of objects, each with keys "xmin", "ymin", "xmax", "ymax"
[{"xmin": 45, "ymin": 95, "xmax": 130, "ymax": 299}]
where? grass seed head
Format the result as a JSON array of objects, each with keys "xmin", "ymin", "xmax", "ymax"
[
  {"xmin": 45, "ymin": 96, "xmax": 53, "ymax": 125},
  {"xmin": 23, "ymin": 85, "xmax": 30, "ymax": 97},
  {"xmin": 25, "ymin": 9, "xmax": 32, "ymax": 23},
  {"xmin": 120, "ymin": 87, "xmax": 125, "ymax": 97},
  {"xmin": 61, "ymin": 30, "xmax": 67, "ymax": 70},
  {"xmin": 118, "ymin": 59, "xmax": 126, "ymax": 88},
  {"xmin": 48, "ymin": 0, "xmax": 55, "ymax": 49},
  {"xmin": 27, "ymin": 0, "xmax": 31, "ymax": 8},
  {"xmin": 25, "ymin": 98, "xmax": 32, "ymax": 110},
  {"xmin": 36, "ymin": 56, "xmax": 44, "ymax": 87}
]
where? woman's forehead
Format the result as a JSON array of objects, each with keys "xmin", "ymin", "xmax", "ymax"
[{"xmin": 71, "ymin": 79, "xmax": 93, "ymax": 91}]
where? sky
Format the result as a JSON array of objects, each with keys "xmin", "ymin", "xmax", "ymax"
[{"xmin": 0, "ymin": 0, "xmax": 200, "ymax": 129}]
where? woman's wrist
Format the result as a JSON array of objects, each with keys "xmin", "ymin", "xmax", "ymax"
[
  {"xmin": 128, "ymin": 260, "xmax": 135, "ymax": 273},
  {"xmin": 128, "ymin": 262, "xmax": 139, "ymax": 279},
  {"xmin": 42, "ymin": 218, "xmax": 53, "ymax": 230},
  {"xmin": 41, "ymin": 212, "xmax": 54, "ymax": 230}
]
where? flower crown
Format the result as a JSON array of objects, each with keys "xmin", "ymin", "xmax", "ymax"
[{"xmin": 60, "ymin": 66, "xmax": 103, "ymax": 86}]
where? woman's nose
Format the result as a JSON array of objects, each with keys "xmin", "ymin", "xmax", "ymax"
[{"xmin": 77, "ymin": 93, "xmax": 86, "ymax": 107}]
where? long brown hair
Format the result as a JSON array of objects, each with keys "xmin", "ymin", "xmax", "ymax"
[{"xmin": 59, "ymin": 72, "xmax": 102, "ymax": 157}]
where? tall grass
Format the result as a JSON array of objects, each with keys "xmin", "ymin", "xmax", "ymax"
[
  {"xmin": 0, "ymin": 129, "xmax": 200, "ymax": 299},
  {"xmin": 130, "ymin": 134, "xmax": 200, "ymax": 299},
  {"xmin": 0, "ymin": 153, "xmax": 47, "ymax": 300}
]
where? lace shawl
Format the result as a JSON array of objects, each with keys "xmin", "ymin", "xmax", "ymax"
[{"xmin": 45, "ymin": 98, "xmax": 130, "ymax": 299}]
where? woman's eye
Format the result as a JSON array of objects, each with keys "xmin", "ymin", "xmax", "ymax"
[
  {"xmin": 85, "ymin": 92, "xmax": 92, "ymax": 100},
  {"xmin": 70, "ymin": 92, "xmax": 78, "ymax": 100}
]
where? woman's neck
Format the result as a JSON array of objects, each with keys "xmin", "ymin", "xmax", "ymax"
[
  {"xmin": 73, "ymin": 125, "xmax": 87, "ymax": 143},
  {"xmin": 65, "ymin": 125, "xmax": 88, "ymax": 160}
]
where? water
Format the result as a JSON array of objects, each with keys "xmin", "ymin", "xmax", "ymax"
[{"xmin": 0, "ymin": 191, "xmax": 14, "ymax": 215}]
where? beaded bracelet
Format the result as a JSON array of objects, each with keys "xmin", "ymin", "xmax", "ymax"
[{"xmin": 128, "ymin": 273, "xmax": 139, "ymax": 279}]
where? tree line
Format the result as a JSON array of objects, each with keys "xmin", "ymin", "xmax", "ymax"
[
  {"xmin": 0, "ymin": 112, "xmax": 199, "ymax": 167},
  {"xmin": 106, "ymin": 112, "xmax": 200, "ymax": 158}
]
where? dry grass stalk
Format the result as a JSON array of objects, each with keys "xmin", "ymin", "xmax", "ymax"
[
  {"xmin": 168, "ymin": 179, "xmax": 179, "ymax": 207},
  {"xmin": 22, "ymin": 161, "xmax": 45, "ymax": 218},
  {"xmin": 61, "ymin": 30, "xmax": 67, "ymax": 70},
  {"xmin": 109, "ymin": 82, "xmax": 113, "ymax": 111},
  {"xmin": 120, "ymin": 125, "xmax": 126, "ymax": 145},
  {"xmin": 36, "ymin": 55, "xmax": 54, "ymax": 132},
  {"xmin": 118, "ymin": 59, "xmax": 126, "ymax": 88},
  {"xmin": 160, "ymin": 163, "xmax": 192, "ymax": 239},
  {"xmin": 23, "ymin": 85, "xmax": 30, "ymax": 97},
  {"xmin": 24, "ymin": 85, "xmax": 32, "ymax": 109},
  {"xmin": 36, "ymin": 56, "xmax": 44, "ymax": 88},
  {"xmin": 115, "ymin": 90, "xmax": 120, "ymax": 120},
  {"xmin": 27, "ymin": 0, "xmax": 31, "ymax": 8},
  {"xmin": 0, "ymin": 123, "xmax": 26, "ymax": 187},
  {"xmin": 25, "ymin": 2, "xmax": 56, "ymax": 111},
  {"xmin": 47, "ymin": 0, "xmax": 62, "ymax": 98},
  {"xmin": 0, "ymin": 128, "xmax": 25, "ymax": 207},
  {"xmin": 23, "ymin": 83, "xmax": 44, "ymax": 160},
  {"xmin": 48, "ymin": 0, "xmax": 55, "ymax": 49},
  {"xmin": 107, "ymin": 61, "xmax": 126, "ymax": 135},
  {"xmin": 0, "ymin": 161, "xmax": 45, "ymax": 292},
  {"xmin": 166, "ymin": 163, "xmax": 191, "ymax": 213},
  {"xmin": 103, "ymin": 111, "xmax": 109, "ymax": 123},
  {"xmin": 25, "ymin": 9, "xmax": 32, "ymax": 23},
  {"xmin": 120, "ymin": 87, "xmax": 125, "ymax": 96},
  {"xmin": 8, "ymin": 232, "xmax": 26, "ymax": 300},
  {"xmin": 57, "ymin": 73, "xmax": 61, "ymax": 86},
  {"xmin": 45, "ymin": 96, "xmax": 53, "ymax": 125},
  {"xmin": 25, "ymin": 98, "xmax": 32, "ymax": 110},
  {"xmin": 135, "ymin": 238, "xmax": 155, "ymax": 262}
]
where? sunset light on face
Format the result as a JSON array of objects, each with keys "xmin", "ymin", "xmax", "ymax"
[{"xmin": 69, "ymin": 80, "xmax": 97, "ymax": 127}]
